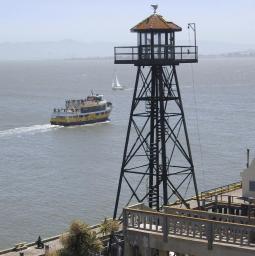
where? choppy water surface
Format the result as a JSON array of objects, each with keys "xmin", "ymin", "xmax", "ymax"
[{"xmin": 0, "ymin": 57, "xmax": 255, "ymax": 248}]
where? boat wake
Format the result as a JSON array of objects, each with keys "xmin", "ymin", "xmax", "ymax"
[
  {"xmin": 0, "ymin": 121, "xmax": 111, "ymax": 137},
  {"xmin": 0, "ymin": 124, "xmax": 60, "ymax": 138}
]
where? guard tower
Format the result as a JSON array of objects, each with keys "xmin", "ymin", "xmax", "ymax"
[{"xmin": 113, "ymin": 6, "xmax": 200, "ymax": 219}]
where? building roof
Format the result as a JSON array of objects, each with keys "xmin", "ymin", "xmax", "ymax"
[{"xmin": 131, "ymin": 14, "xmax": 182, "ymax": 32}]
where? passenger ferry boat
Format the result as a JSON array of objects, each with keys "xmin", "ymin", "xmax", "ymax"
[{"xmin": 50, "ymin": 94, "xmax": 112, "ymax": 126}]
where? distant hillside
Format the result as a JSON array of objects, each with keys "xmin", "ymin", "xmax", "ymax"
[
  {"xmin": 0, "ymin": 40, "xmax": 116, "ymax": 61},
  {"xmin": 222, "ymin": 50, "xmax": 255, "ymax": 57},
  {"xmin": 0, "ymin": 40, "xmax": 254, "ymax": 60},
  {"xmin": 197, "ymin": 41, "xmax": 255, "ymax": 56}
]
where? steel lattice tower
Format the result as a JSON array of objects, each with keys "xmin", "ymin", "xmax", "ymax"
[{"xmin": 113, "ymin": 8, "xmax": 200, "ymax": 219}]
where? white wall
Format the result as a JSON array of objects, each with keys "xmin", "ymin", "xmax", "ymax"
[{"xmin": 241, "ymin": 159, "xmax": 255, "ymax": 198}]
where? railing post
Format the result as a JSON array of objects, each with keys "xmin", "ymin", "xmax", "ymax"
[
  {"xmin": 206, "ymin": 222, "xmax": 213, "ymax": 250},
  {"xmin": 143, "ymin": 214, "xmax": 146, "ymax": 229},
  {"xmin": 215, "ymin": 195, "xmax": 218, "ymax": 204},
  {"xmin": 202, "ymin": 199, "xmax": 206, "ymax": 209},
  {"xmin": 228, "ymin": 195, "xmax": 231, "ymax": 207},
  {"xmin": 162, "ymin": 215, "xmax": 168, "ymax": 242},
  {"xmin": 249, "ymin": 227, "xmax": 255, "ymax": 244},
  {"xmin": 138, "ymin": 45, "xmax": 141, "ymax": 61},
  {"xmin": 123, "ymin": 209, "xmax": 128, "ymax": 235},
  {"xmin": 45, "ymin": 244, "xmax": 50, "ymax": 255}
]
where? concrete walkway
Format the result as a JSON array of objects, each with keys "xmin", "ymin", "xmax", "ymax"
[
  {"xmin": 0, "ymin": 223, "xmax": 105, "ymax": 256},
  {"xmin": 0, "ymin": 238, "xmax": 62, "ymax": 256}
]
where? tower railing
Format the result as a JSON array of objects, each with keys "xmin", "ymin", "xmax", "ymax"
[{"xmin": 114, "ymin": 45, "xmax": 198, "ymax": 65}]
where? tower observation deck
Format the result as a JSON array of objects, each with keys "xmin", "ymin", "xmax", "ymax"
[{"xmin": 114, "ymin": 12, "xmax": 198, "ymax": 66}]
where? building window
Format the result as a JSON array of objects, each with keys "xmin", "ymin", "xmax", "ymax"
[{"xmin": 249, "ymin": 181, "xmax": 255, "ymax": 191}]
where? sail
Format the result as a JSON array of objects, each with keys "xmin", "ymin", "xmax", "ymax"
[
  {"xmin": 115, "ymin": 76, "xmax": 121, "ymax": 87},
  {"xmin": 112, "ymin": 74, "xmax": 123, "ymax": 89}
]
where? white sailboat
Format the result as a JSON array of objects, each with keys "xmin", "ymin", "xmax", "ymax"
[{"xmin": 112, "ymin": 74, "xmax": 124, "ymax": 90}]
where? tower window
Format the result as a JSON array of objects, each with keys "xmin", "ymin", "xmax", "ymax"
[{"xmin": 249, "ymin": 181, "xmax": 255, "ymax": 191}]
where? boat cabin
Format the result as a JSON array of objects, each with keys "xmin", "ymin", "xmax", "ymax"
[{"xmin": 87, "ymin": 95, "xmax": 103, "ymax": 101}]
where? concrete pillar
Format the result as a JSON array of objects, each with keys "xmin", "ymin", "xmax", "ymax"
[
  {"xmin": 241, "ymin": 204, "xmax": 248, "ymax": 216},
  {"xmin": 158, "ymin": 249, "xmax": 168, "ymax": 256},
  {"xmin": 202, "ymin": 199, "xmax": 206, "ymax": 210},
  {"xmin": 229, "ymin": 207, "xmax": 235, "ymax": 215},
  {"xmin": 140, "ymin": 246, "xmax": 151, "ymax": 256},
  {"xmin": 123, "ymin": 242, "xmax": 133, "ymax": 256},
  {"xmin": 249, "ymin": 231, "xmax": 255, "ymax": 243},
  {"xmin": 45, "ymin": 244, "xmax": 49, "ymax": 255},
  {"xmin": 207, "ymin": 222, "xmax": 213, "ymax": 250}
]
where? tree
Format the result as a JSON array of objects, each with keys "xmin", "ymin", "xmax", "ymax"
[
  {"xmin": 99, "ymin": 218, "xmax": 119, "ymax": 236},
  {"xmin": 59, "ymin": 220, "xmax": 103, "ymax": 256}
]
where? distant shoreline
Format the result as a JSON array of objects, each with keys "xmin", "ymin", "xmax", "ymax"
[{"xmin": 0, "ymin": 54, "xmax": 255, "ymax": 62}]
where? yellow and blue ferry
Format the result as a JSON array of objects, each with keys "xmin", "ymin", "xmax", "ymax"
[{"xmin": 50, "ymin": 94, "xmax": 112, "ymax": 126}]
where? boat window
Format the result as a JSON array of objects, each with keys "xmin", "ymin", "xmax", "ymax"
[{"xmin": 81, "ymin": 105, "xmax": 106, "ymax": 113}]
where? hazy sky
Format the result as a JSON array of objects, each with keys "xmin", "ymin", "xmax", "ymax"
[{"xmin": 0, "ymin": 0, "xmax": 255, "ymax": 45}]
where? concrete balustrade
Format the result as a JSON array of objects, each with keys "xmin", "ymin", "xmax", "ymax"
[
  {"xmin": 163, "ymin": 206, "xmax": 255, "ymax": 225},
  {"xmin": 123, "ymin": 204, "xmax": 255, "ymax": 250}
]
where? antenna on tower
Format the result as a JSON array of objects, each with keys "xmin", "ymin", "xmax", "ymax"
[
  {"xmin": 188, "ymin": 23, "xmax": 197, "ymax": 47},
  {"xmin": 151, "ymin": 4, "xmax": 158, "ymax": 14}
]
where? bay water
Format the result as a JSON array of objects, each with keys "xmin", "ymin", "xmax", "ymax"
[{"xmin": 0, "ymin": 57, "xmax": 254, "ymax": 249}]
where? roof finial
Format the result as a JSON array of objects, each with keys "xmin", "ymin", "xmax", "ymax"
[{"xmin": 151, "ymin": 4, "xmax": 158, "ymax": 14}]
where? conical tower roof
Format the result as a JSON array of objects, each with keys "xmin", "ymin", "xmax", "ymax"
[{"xmin": 131, "ymin": 14, "xmax": 182, "ymax": 32}]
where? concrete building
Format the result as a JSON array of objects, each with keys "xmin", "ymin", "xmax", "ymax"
[
  {"xmin": 241, "ymin": 159, "xmax": 255, "ymax": 198},
  {"xmin": 123, "ymin": 186, "xmax": 255, "ymax": 256}
]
